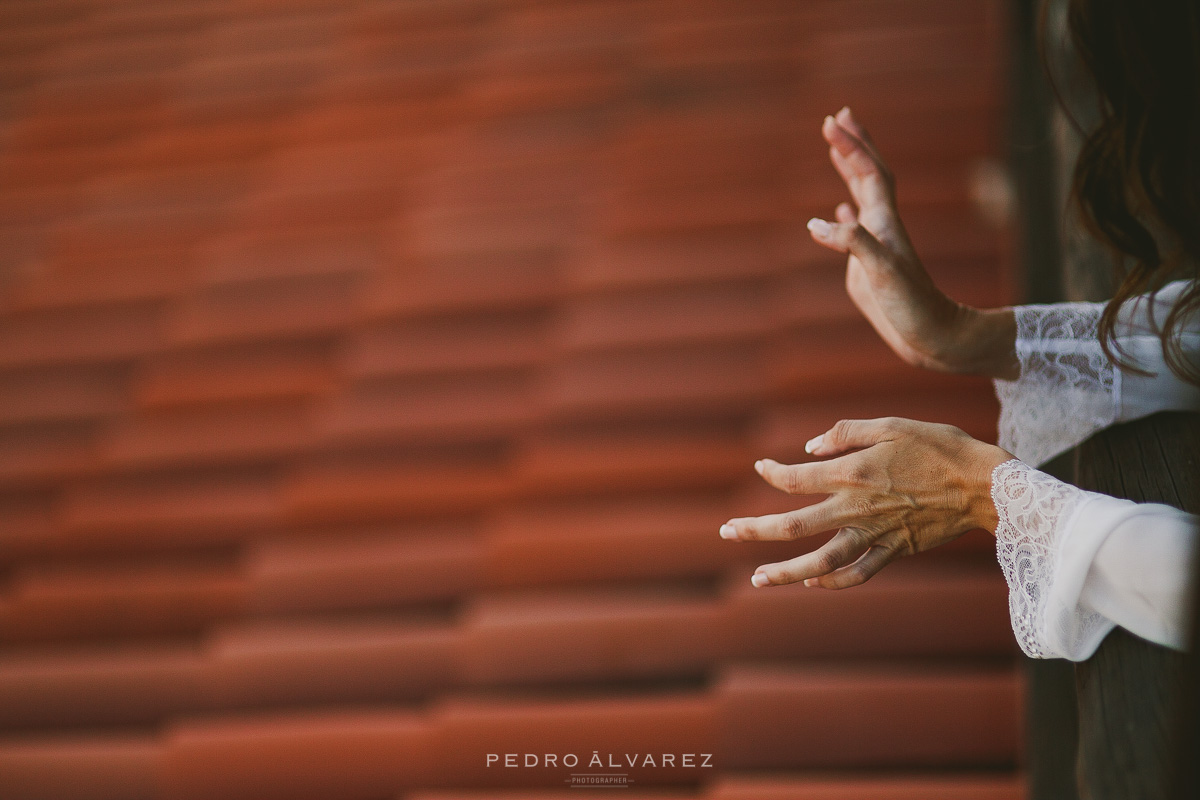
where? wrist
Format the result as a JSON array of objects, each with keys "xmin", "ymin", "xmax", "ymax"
[
  {"xmin": 963, "ymin": 441, "xmax": 1014, "ymax": 533},
  {"xmin": 942, "ymin": 305, "xmax": 1019, "ymax": 380}
]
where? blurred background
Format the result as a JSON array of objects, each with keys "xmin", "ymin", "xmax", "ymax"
[{"xmin": 0, "ymin": 1, "xmax": 1026, "ymax": 798}]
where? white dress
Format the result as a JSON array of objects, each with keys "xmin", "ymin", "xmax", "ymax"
[{"xmin": 991, "ymin": 279, "xmax": 1200, "ymax": 660}]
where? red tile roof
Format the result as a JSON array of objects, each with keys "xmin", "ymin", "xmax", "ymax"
[{"xmin": 0, "ymin": 0, "xmax": 1022, "ymax": 797}]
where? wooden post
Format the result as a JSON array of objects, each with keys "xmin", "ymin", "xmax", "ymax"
[{"xmin": 1070, "ymin": 411, "xmax": 1200, "ymax": 800}]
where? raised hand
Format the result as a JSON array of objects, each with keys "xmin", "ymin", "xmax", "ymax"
[{"xmin": 811, "ymin": 107, "xmax": 1018, "ymax": 380}]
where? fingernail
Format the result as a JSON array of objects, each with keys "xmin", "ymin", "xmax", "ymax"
[
  {"xmin": 807, "ymin": 218, "xmax": 832, "ymax": 238},
  {"xmin": 803, "ymin": 578, "xmax": 818, "ymax": 588},
  {"xmin": 719, "ymin": 523, "xmax": 738, "ymax": 540},
  {"xmin": 751, "ymin": 573, "xmax": 770, "ymax": 588},
  {"xmin": 753, "ymin": 459, "xmax": 764, "ymax": 475},
  {"xmin": 823, "ymin": 114, "xmax": 835, "ymax": 127},
  {"xmin": 804, "ymin": 434, "xmax": 824, "ymax": 454},
  {"xmin": 839, "ymin": 105, "xmax": 850, "ymax": 116}
]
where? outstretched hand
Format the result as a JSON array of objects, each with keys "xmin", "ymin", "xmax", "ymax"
[
  {"xmin": 719, "ymin": 417, "xmax": 1012, "ymax": 589},
  {"xmin": 811, "ymin": 107, "xmax": 1017, "ymax": 380}
]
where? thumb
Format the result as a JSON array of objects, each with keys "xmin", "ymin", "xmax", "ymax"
[
  {"xmin": 805, "ymin": 417, "xmax": 906, "ymax": 457},
  {"xmin": 807, "ymin": 217, "xmax": 892, "ymax": 272}
]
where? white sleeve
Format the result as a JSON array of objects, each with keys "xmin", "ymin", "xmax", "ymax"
[
  {"xmin": 992, "ymin": 458, "xmax": 1198, "ymax": 661},
  {"xmin": 994, "ymin": 279, "xmax": 1200, "ymax": 467}
]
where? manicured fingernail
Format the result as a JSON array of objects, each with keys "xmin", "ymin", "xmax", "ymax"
[
  {"xmin": 807, "ymin": 218, "xmax": 832, "ymax": 238},
  {"xmin": 753, "ymin": 459, "xmax": 764, "ymax": 475},
  {"xmin": 804, "ymin": 578, "xmax": 818, "ymax": 588},
  {"xmin": 751, "ymin": 573, "xmax": 770, "ymax": 588},
  {"xmin": 804, "ymin": 434, "xmax": 824, "ymax": 454},
  {"xmin": 719, "ymin": 523, "xmax": 737, "ymax": 540}
]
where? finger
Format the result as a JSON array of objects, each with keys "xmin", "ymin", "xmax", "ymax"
[
  {"xmin": 804, "ymin": 417, "xmax": 908, "ymax": 457},
  {"xmin": 720, "ymin": 498, "xmax": 847, "ymax": 542},
  {"xmin": 753, "ymin": 458, "xmax": 835, "ymax": 496},
  {"xmin": 804, "ymin": 542, "xmax": 900, "ymax": 590},
  {"xmin": 829, "ymin": 146, "xmax": 894, "ymax": 211},
  {"xmin": 835, "ymin": 201, "xmax": 856, "ymax": 223},
  {"xmin": 825, "ymin": 112, "xmax": 892, "ymax": 179},
  {"xmin": 806, "ymin": 218, "xmax": 894, "ymax": 273},
  {"xmin": 835, "ymin": 106, "xmax": 885, "ymax": 162},
  {"xmin": 822, "ymin": 112, "xmax": 873, "ymax": 161},
  {"xmin": 824, "ymin": 108, "xmax": 894, "ymax": 212},
  {"xmin": 750, "ymin": 527, "xmax": 874, "ymax": 587}
]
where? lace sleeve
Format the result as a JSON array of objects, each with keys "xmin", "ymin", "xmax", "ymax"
[
  {"xmin": 992, "ymin": 458, "xmax": 1198, "ymax": 661},
  {"xmin": 993, "ymin": 302, "xmax": 1118, "ymax": 467},
  {"xmin": 991, "ymin": 459, "xmax": 1110, "ymax": 659},
  {"xmin": 994, "ymin": 279, "xmax": 1200, "ymax": 467}
]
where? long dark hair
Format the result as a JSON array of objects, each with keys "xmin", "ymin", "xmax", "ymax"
[{"xmin": 1063, "ymin": 0, "xmax": 1200, "ymax": 383}]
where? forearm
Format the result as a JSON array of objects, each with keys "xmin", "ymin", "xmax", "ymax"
[{"xmin": 945, "ymin": 305, "xmax": 1018, "ymax": 380}]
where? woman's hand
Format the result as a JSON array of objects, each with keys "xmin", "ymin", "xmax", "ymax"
[
  {"xmin": 812, "ymin": 107, "xmax": 1018, "ymax": 380},
  {"xmin": 718, "ymin": 417, "xmax": 1013, "ymax": 589}
]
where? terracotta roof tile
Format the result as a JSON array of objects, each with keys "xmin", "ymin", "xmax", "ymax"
[{"xmin": 0, "ymin": 0, "xmax": 1022, "ymax": 793}]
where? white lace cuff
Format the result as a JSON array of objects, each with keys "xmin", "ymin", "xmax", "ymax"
[
  {"xmin": 993, "ymin": 301, "xmax": 1118, "ymax": 467},
  {"xmin": 992, "ymin": 458, "xmax": 1113, "ymax": 660}
]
